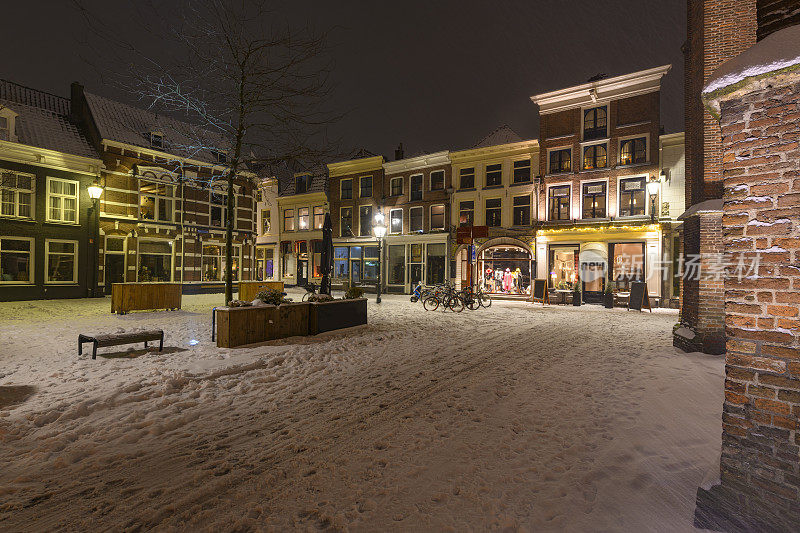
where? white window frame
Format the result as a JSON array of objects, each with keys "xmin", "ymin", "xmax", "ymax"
[
  {"xmin": 261, "ymin": 208, "xmax": 271, "ymax": 235},
  {"xmin": 390, "ymin": 176, "xmax": 403, "ymax": 197},
  {"xmin": 617, "ymin": 174, "xmax": 650, "ymax": 218},
  {"xmin": 46, "ymin": 176, "xmax": 80, "ymax": 225},
  {"xmin": 430, "ymin": 204, "xmax": 446, "ymax": 231},
  {"xmin": 339, "ymin": 206, "xmax": 353, "ymax": 237},
  {"xmin": 358, "ymin": 204, "xmax": 373, "ymax": 237},
  {"xmin": 209, "ymin": 189, "xmax": 229, "ymax": 228},
  {"xmin": 0, "ymin": 236, "xmax": 34, "ymax": 284},
  {"xmin": 340, "ymin": 178, "xmax": 353, "ymax": 200},
  {"xmin": 283, "ymin": 207, "xmax": 295, "ymax": 232},
  {"xmin": 0, "ymin": 169, "xmax": 35, "ymax": 219},
  {"xmin": 546, "ymin": 182, "xmax": 573, "ymax": 221},
  {"xmin": 138, "ymin": 179, "xmax": 176, "ymax": 223},
  {"xmin": 298, "ymin": 206, "xmax": 310, "ymax": 230},
  {"xmin": 618, "ymin": 133, "xmax": 650, "ymax": 166},
  {"xmin": 579, "ymin": 177, "xmax": 609, "ymax": 220},
  {"xmin": 389, "ymin": 208, "xmax": 403, "ymax": 234},
  {"xmin": 580, "ymin": 140, "xmax": 609, "ymax": 171},
  {"xmin": 409, "ymin": 173, "xmax": 424, "ymax": 201},
  {"xmin": 546, "ymin": 146, "xmax": 573, "ymax": 175},
  {"xmin": 136, "ymin": 238, "xmax": 174, "ymax": 282},
  {"xmin": 409, "ymin": 205, "xmax": 424, "ymax": 233},
  {"xmin": 430, "ymin": 169, "xmax": 445, "ymax": 191},
  {"xmin": 200, "ymin": 242, "xmax": 240, "ymax": 282},
  {"xmin": 581, "ymin": 103, "xmax": 610, "ymax": 142},
  {"xmin": 44, "ymin": 238, "xmax": 79, "ymax": 284}
]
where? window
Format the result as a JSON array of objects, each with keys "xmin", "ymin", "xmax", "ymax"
[
  {"xmin": 261, "ymin": 209, "xmax": 271, "ymax": 234},
  {"xmin": 390, "ymin": 208, "xmax": 403, "ymax": 234},
  {"xmin": 426, "ymin": 243, "xmax": 446, "ymax": 285},
  {"xmin": 410, "ymin": 174, "xmax": 423, "ymax": 201},
  {"xmin": 620, "ymin": 137, "xmax": 647, "ymax": 165},
  {"xmin": 485, "ymin": 198, "xmax": 501, "ymax": 227},
  {"xmin": 1, "ymin": 171, "xmax": 33, "ymax": 219},
  {"xmin": 333, "ymin": 246, "xmax": 349, "ymax": 280},
  {"xmin": 201, "ymin": 243, "xmax": 240, "ymax": 282},
  {"xmin": 283, "ymin": 208, "xmax": 295, "ymax": 231},
  {"xmin": 486, "ymin": 164, "xmax": 502, "ymax": 187},
  {"xmin": 298, "ymin": 207, "xmax": 309, "ymax": 230},
  {"xmin": 295, "ymin": 174, "xmax": 311, "ymax": 194},
  {"xmin": 214, "ymin": 151, "xmax": 228, "ymax": 164},
  {"xmin": 460, "ymin": 167, "xmax": 475, "ymax": 189},
  {"xmin": 583, "ymin": 144, "xmax": 607, "ymax": 170},
  {"xmin": 47, "ymin": 177, "xmax": 79, "ymax": 223},
  {"xmin": 512, "ymin": 195, "xmax": 531, "ymax": 226},
  {"xmin": 430, "ymin": 170, "xmax": 444, "ymax": 190},
  {"xmin": 430, "ymin": 205, "xmax": 445, "ymax": 230},
  {"xmin": 210, "ymin": 191, "xmax": 227, "ymax": 227},
  {"xmin": 388, "ymin": 244, "xmax": 405, "ymax": 284},
  {"xmin": 359, "ymin": 205, "xmax": 373, "ymax": 236},
  {"xmin": 582, "ymin": 181, "xmax": 607, "ymax": 219},
  {"xmin": 548, "ymin": 185, "xmax": 570, "ymax": 221},
  {"xmin": 611, "ymin": 242, "xmax": 645, "ymax": 290},
  {"xmin": 281, "ymin": 241, "xmax": 295, "ymax": 278},
  {"xmin": 0, "ymin": 117, "xmax": 9, "ymax": 141},
  {"xmin": 619, "ymin": 177, "xmax": 646, "ymax": 217},
  {"xmin": 410, "ymin": 206, "xmax": 423, "ymax": 232},
  {"xmin": 360, "ymin": 176, "xmax": 373, "ymax": 198},
  {"xmin": 513, "ymin": 160, "xmax": 531, "ymax": 183},
  {"xmin": 139, "ymin": 181, "xmax": 175, "ymax": 222},
  {"xmin": 45, "ymin": 240, "xmax": 78, "ymax": 283},
  {"xmin": 549, "ymin": 149, "xmax": 571, "ymax": 174},
  {"xmin": 0, "ymin": 237, "xmax": 32, "ymax": 283},
  {"xmin": 150, "ymin": 132, "xmax": 163, "ymax": 149},
  {"xmin": 583, "ymin": 106, "xmax": 607, "ymax": 140},
  {"xmin": 340, "ymin": 207, "xmax": 353, "ymax": 237},
  {"xmin": 340, "ymin": 178, "xmax": 352, "ymax": 200},
  {"xmin": 390, "ymin": 177, "xmax": 403, "ymax": 196},
  {"xmin": 363, "ymin": 246, "xmax": 379, "ymax": 281},
  {"xmin": 313, "ymin": 206, "xmax": 324, "ymax": 229},
  {"xmin": 138, "ymin": 240, "xmax": 172, "ymax": 282},
  {"xmin": 312, "ymin": 240, "xmax": 323, "ymax": 278},
  {"xmin": 255, "ymin": 189, "xmax": 263, "ymax": 203},
  {"xmin": 459, "ymin": 201, "xmax": 474, "ymax": 227}
]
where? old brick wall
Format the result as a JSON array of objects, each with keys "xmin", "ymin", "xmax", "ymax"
[
  {"xmin": 757, "ymin": 0, "xmax": 800, "ymax": 40},
  {"xmin": 700, "ymin": 76, "xmax": 800, "ymax": 528}
]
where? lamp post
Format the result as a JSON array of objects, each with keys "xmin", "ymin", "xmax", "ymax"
[
  {"xmin": 646, "ymin": 177, "xmax": 660, "ymax": 223},
  {"xmin": 373, "ymin": 212, "xmax": 386, "ymax": 304},
  {"xmin": 87, "ymin": 180, "xmax": 104, "ymax": 297}
]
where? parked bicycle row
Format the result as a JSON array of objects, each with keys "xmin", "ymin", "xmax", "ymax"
[{"xmin": 411, "ymin": 281, "xmax": 492, "ymax": 312}]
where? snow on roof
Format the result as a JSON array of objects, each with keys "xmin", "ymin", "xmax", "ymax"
[
  {"xmin": 83, "ymin": 91, "xmax": 230, "ymax": 163},
  {"xmin": 0, "ymin": 79, "xmax": 99, "ymax": 160},
  {"xmin": 703, "ymin": 24, "xmax": 800, "ymax": 96},
  {"xmin": 473, "ymin": 125, "xmax": 523, "ymax": 148}
]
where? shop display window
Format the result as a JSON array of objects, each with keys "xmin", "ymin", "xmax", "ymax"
[
  {"xmin": 549, "ymin": 246, "xmax": 578, "ymax": 289},
  {"xmin": 611, "ymin": 242, "xmax": 645, "ymax": 290},
  {"xmin": 478, "ymin": 245, "xmax": 531, "ymax": 294}
]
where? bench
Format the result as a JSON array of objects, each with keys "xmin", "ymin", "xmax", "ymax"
[{"xmin": 78, "ymin": 330, "xmax": 164, "ymax": 360}]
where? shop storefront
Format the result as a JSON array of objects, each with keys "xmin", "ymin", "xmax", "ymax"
[
  {"xmin": 384, "ymin": 235, "xmax": 449, "ymax": 293},
  {"xmin": 478, "ymin": 245, "xmax": 532, "ymax": 295},
  {"xmin": 254, "ymin": 245, "xmax": 276, "ymax": 281},
  {"xmin": 333, "ymin": 243, "xmax": 379, "ymax": 289}
]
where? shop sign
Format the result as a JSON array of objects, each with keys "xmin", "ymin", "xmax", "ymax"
[
  {"xmin": 470, "ymin": 244, "xmax": 476, "ymax": 264},
  {"xmin": 472, "ymin": 225, "xmax": 489, "ymax": 239},
  {"xmin": 456, "ymin": 227, "xmax": 473, "ymax": 244}
]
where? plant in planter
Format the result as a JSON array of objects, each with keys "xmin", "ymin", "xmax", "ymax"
[
  {"xmin": 308, "ymin": 293, "xmax": 335, "ymax": 303},
  {"xmin": 572, "ymin": 282, "xmax": 582, "ymax": 306},
  {"xmin": 603, "ymin": 282, "xmax": 614, "ymax": 308},
  {"xmin": 343, "ymin": 286, "xmax": 364, "ymax": 300},
  {"xmin": 255, "ymin": 288, "xmax": 292, "ymax": 306},
  {"xmin": 227, "ymin": 299, "xmax": 252, "ymax": 307}
]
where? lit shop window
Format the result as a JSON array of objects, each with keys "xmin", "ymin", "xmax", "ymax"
[
  {"xmin": 582, "ymin": 181, "xmax": 606, "ymax": 219},
  {"xmin": 620, "ymin": 137, "xmax": 647, "ymax": 165},
  {"xmin": 201, "ymin": 244, "xmax": 240, "ymax": 282},
  {"xmin": 459, "ymin": 201, "xmax": 474, "ymax": 227},
  {"xmin": 45, "ymin": 239, "xmax": 78, "ymax": 283},
  {"xmin": 388, "ymin": 244, "xmax": 405, "ymax": 284},
  {"xmin": 138, "ymin": 240, "xmax": 172, "ymax": 282},
  {"xmin": 619, "ymin": 177, "xmax": 646, "ymax": 217},
  {"xmin": 0, "ymin": 171, "xmax": 33, "ymax": 219},
  {"xmin": 47, "ymin": 177, "xmax": 78, "ymax": 223},
  {"xmin": 548, "ymin": 185, "xmax": 570, "ymax": 221},
  {"xmin": 0, "ymin": 237, "xmax": 32, "ymax": 283}
]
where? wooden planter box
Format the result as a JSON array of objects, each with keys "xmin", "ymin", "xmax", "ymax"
[
  {"xmin": 237, "ymin": 281, "xmax": 285, "ymax": 302},
  {"xmin": 111, "ymin": 283, "xmax": 182, "ymax": 314},
  {"xmin": 215, "ymin": 302, "xmax": 310, "ymax": 348},
  {"xmin": 309, "ymin": 298, "xmax": 368, "ymax": 335}
]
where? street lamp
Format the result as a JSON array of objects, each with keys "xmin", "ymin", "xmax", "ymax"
[
  {"xmin": 373, "ymin": 211, "xmax": 386, "ymax": 304},
  {"xmin": 87, "ymin": 180, "xmax": 104, "ymax": 297},
  {"xmin": 647, "ymin": 177, "xmax": 660, "ymax": 222}
]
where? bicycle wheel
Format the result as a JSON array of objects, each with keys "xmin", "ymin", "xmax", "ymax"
[
  {"xmin": 302, "ymin": 292, "xmax": 310, "ymax": 302},
  {"xmin": 423, "ymin": 296, "xmax": 440, "ymax": 311},
  {"xmin": 466, "ymin": 294, "xmax": 480, "ymax": 310},
  {"xmin": 447, "ymin": 295, "xmax": 465, "ymax": 313},
  {"xmin": 479, "ymin": 292, "xmax": 492, "ymax": 308}
]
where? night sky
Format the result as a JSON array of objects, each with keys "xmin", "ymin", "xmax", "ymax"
[{"xmin": 7, "ymin": 1, "xmax": 685, "ymax": 159}]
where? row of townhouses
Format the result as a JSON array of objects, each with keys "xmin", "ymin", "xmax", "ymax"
[
  {"xmin": 261, "ymin": 65, "xmax": 686, "ymax": 304},
  {"xmin": 1, "ymin": 64, "xmax": 686, "ymax": 304}
]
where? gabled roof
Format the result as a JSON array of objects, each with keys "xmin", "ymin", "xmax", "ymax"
[
  {"xmin": 473, "ymin": 125, "xmax": 523, "ymax": 148},
  {"xmin": 83, "ymin": 91, "xmax": 229, "ymax": 164},
  {"xmin": 0, "ymin": 80, "xmax": 99, "ymax": 160},
  {"xmin": 275, "ymin": 161, "xmax": 328, "ymax": 197}
]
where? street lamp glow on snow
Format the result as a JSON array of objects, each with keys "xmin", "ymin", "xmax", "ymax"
[{"xmin": 373, "ymin": 212, "xmax": 386, "ymax": 303}]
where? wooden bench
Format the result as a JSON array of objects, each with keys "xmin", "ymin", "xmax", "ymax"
[{"xmin": 78, "ymin": 330, "xmax": 164, "ymax": 360}]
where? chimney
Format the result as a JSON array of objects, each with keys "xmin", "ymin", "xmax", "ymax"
[
  {"xmin": 69, "ymin": 81, "xmax": 85, "ymax": 124},
  {"xmin": 394, "ymin": 143, "xmax": 404, "ymax": 161}
]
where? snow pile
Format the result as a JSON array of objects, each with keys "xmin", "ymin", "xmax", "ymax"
[
  {"xmin": 0, "ymin": 292, "xmax": 723, "ymax": 530},
  {"xmin": 704, "ymin": 23, "xmax": 800, "ymax": 95}
]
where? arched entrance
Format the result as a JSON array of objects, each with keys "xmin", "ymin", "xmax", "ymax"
[{"xmin": 476, "ymin": 238, "xmax": 533, "ymax": 295}]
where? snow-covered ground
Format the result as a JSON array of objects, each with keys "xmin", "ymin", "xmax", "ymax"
[{"xmin": 0, "ymin": 291, "xmax": 723, "ymax": 531}]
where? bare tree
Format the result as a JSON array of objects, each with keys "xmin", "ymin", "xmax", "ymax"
[{"xmin": 73, "ymin": 0, "xmax": 339, "ymax": 303}]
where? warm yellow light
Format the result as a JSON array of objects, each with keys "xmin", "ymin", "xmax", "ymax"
[{"xmin": 87, "ymin": 181, "xmax": 104, "ymax": 200}]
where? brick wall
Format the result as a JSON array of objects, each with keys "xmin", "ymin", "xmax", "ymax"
[
  {"xmin": 757, "ymin": 0, "xmax": 800, "ymax": 40},
  {"xmin": 696, "ymin": 75, "xmax": 800, "ymax": 530}
]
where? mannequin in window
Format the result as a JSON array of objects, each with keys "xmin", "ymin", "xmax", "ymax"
[{"xmin": 503, "ymin": 268, "xmax": 513, "ymax": 292}]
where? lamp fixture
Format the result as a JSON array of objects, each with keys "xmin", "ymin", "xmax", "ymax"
[{"xmin": 87, "ymin": 180, "xmax": 104, "ymax": 200}]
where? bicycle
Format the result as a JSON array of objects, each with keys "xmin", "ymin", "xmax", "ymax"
[
  {"xmin": 474, "ymin": 285, "xmax": 492, "ymax": 308},
  {"xmin": 423, "ymin": 282, "xmax": 464, "ymax": 312},
  {"xmin": 301, "ymin": 282, "xmax": 319, "ymax": 302}
]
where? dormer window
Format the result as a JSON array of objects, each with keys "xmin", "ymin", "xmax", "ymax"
[
  {"xmin": 583, "ymin": 106, "xmax": 607, "ymax": 141},
  {"xmin": 150, "ymin": 132, "xmax": 164, "ymax": 149},
  {"xmin": 0, "ymin": 117, "xmax": 9, "ymax": 141},
  {"xmin": 295, "ymin": 174, "xmax": 311, "ymax": 194},
  {"xmin": 0, "ymin": 109, "xmax": 19, "ymax": 142},
  {"xmin": 215, "ymin": 151, "xmax": 228, "ymax": 164}
]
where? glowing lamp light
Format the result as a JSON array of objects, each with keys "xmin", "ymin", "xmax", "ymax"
[
  {"xmin": 87, "ymin": 181, "xmax": 104, "ymax": 200},
  {"xmin": 646, "ymin": 178, "xmax": 660, "ymax": 196},
  {"xmin": 373, "ymin": 223, "xmax": 386, "ymax": 238},
  {"xmin": 374, "ymin": 212, "xmax": 385, "ymax": 225}
]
